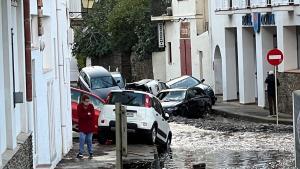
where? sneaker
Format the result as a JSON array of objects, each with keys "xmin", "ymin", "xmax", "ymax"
[
  {"xmin": 272, "ymin": 115, "xmax": 277, "ymax": 117},
  {"xmin": 89, "ymin": 153, "xmax": 93, "ymax": 159},
  {"xmin": 267, "ymin": 115, "xmax": 273, "ymax": 118},
  {"xmin": 77, "ymin": 153, "xmax": 83, "ymax": 159}
]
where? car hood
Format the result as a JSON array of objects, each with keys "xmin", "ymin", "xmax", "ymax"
[
  {"xmin": 91, "ymin": 86, "xmax": 120, "ymax": 100},
  {"xmin": 161, "ymin": 101, "xmax": 182, "ymax": 108}
]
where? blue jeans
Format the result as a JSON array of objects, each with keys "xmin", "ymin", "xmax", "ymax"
[{"xmin": 79, "ymin": 132, "xmax": 93, "ymax": 155}]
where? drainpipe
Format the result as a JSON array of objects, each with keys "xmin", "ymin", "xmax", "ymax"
[
  {"xmin": 24, "ymin": 0, "xmax": 32, "ymax": 102},
  {"xmin": 56, "ymin": 0, "xmax": 68, "ymax": 154}
]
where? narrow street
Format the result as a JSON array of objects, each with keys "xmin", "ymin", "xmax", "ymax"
[
  {"xmin": 160, "ymin": 115, "xmax": 294, "ymax": 168},
  {"xmin": 56, "ymin": 113, "xmax": 294, "ymax": 169}
]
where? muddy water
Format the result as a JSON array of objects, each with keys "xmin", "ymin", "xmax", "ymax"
[{"xmin": 161, "ymin": 122, "xmax": 294, "ymax": 169}]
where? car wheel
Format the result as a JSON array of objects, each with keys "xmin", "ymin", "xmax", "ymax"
[
  {"xmin": 146, "ymin": 126, "xmax": 157, "ymax": 145},
  {"xmin": 164, "ymin": 133, "xmax": 172, "ymax": 150},
  {"xmin": 211, "ymin": 97, "xmax": 216, "ymax": 105},
  {"xmin": 98, "ymin": 130, "xmax": 108, "ymax": 145}
]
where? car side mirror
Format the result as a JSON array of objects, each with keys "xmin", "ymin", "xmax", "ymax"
[
  {"xmin": 164, "ymin": 113, "xmax": 170, "ymax": 120},
  {"xmin": 117, "ymin": 80, "xmax": 121, "ymax": 83},
  {"xmin": 201, "ymin": 79, "xmax": 205, "ymax": 83}
]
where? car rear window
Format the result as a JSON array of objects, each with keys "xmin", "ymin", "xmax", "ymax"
[
  {"xmin": 170, "ymin": 77, "xmax": 199, "ymax": 89},
  {"xmin": 108, "ymin": 92, "xmax": 145, "ymax": 107}
]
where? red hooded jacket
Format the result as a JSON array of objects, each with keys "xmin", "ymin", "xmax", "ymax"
[{"xmin": 77, "ymin": 103, "xmax": 95, "ymax": 133}]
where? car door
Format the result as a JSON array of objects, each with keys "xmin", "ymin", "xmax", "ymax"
[
  {"xmin": 152, "ymin": 98, "xmax": 168, "ymax": 142},
  {"xmin": 157, "ymin": 100, "xmax": 170, "ymax": 142},
  {"xmin": 71, "ymin": 89, "xmax": 81, "ymax": 131},
  {"xmin": 79, "ymin": 72, "xmax": 91, "ymax": 91},
  {"xmin": 193, "ymin": 88, "xmax": 209, "ymax": 112},
  {"xmin": 186, "ymin": 89, "xmax": 200, "ymax": 114}
]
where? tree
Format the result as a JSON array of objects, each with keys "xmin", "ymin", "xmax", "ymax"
[
  {"xmin": 73, "ymin": 0, "xmax": 116, "ymax": 59},
  {"xmin": 73, "ymin": 0, "xmax": 158, "ymax": 61}
]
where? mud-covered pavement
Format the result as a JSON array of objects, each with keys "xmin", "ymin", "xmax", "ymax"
[
  {"xmin": 160, "ymin": 115, "xmax": 294, "ymax": 169},
  {"xmin": 56, "ymin": 114, "xmax": 294, "ymax": 169}
]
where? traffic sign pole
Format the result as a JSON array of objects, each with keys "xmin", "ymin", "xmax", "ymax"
[
  {"xmin": 275, "ymin": 66, "xmax": 278, "ymax": 126},
  {"xmin": 266, "ymin": 48, "xmax": 284, "ymax": 126}
]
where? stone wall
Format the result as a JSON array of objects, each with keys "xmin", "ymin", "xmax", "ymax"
[
  {"xmin": 130, "ymin": 54, "xmax": 154, "ymax": 82},
  {"xmin": 278, "ymin": 72, "xmax": 300, "ymax": 114},
  {"xmin": 92, "ymin": 53, "xmax": 122, "ymax": 72},
  {"xmin": 3, "ymin": 134, "xmax": 33, "ymax": 169},
  {"xmin": 92, "ymin": 52, "xmax": 153, "ymax": 83}
]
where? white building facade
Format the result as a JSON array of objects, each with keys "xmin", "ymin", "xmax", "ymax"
[
  {"xmin": 152, "ymin": 0, "xmax": 214, "ymax": 87},
  {"xmin": 211, "ymin": 0, "xmax": 300, "ymax": 109},
  {"xmin": 0, "ymin": 0, "xmax": 73, "ymax": 168}
]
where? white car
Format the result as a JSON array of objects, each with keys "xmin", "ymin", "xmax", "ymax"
[{"xmin": 98, "ymin": 90, "xmax": 172, "ymax": 147}]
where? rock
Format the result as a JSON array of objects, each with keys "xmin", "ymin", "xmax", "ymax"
[{"xmin": 193, "ymin": 163, "xmax": 206, "ymax": 169}]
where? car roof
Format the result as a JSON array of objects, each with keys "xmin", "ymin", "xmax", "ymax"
[
  {"xmin": 166, "ymin": 75, "xmax": 192, "ymax": 86},
  {"xmin": 110, "ymin": 90, "xmax": 154, "ymax": 97},
  {"xmin": 71, "ymin": 87, "xmax": 105, "ymax": 103},
  {"xmin": 81, "ymin": 66, "xmax": 111, "ymax": 78}
]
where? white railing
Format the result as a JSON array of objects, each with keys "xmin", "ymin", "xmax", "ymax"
[{"xmin": 216, "ymin": 0, "xmax": 299, "ymax": 11}]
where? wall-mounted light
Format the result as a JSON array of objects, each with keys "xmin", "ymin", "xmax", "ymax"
[{"xmin": 82, "ymin": 0, "xmax": 95, "ymax": 9}]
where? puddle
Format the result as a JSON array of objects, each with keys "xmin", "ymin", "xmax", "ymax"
[{"xmin": 159, "ymin": 122, "xmax": 295, "ymax": 169}]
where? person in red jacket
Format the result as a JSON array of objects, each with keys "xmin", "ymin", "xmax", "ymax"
[{"xmin": 77, "ymin": 95, "xmax": 95, "ymax": 159}]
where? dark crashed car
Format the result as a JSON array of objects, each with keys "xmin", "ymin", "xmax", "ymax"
[
  {"xmin": 166, "ymin": 75, "xmax": 217, "ymax": 105},
  {"xmin": 157, "ymin": 87, "xmax": 212, "ymax": 118}
]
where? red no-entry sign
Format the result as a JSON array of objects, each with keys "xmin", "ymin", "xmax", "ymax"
[{"xmin": 267, "ymin": 48, "xmax": 284, "ymax": 66}]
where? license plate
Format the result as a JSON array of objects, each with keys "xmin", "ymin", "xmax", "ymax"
[{"xmin": 126, "ymin": 112, "xmax": 134, "ymax": 117}]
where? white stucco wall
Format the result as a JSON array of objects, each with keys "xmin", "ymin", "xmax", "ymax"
[
  {"xmin": 0, "ymin": 3, "xmax": 6, "ymax": 167},
  {"xmin": 152, "ymin": 51, "xmax": 167, "ymax": 81},
  {"xmin": 152, "ymin": 0, "xmax": 213, "ymax": 87},
  {"xmin": 211, "ymin": 0, "xmax": 300, "ymax": 106},
  {"xmin": 164, "ymin": 21, "xmax": 182, "ymax": 81},
  {"xmin": 30, "ymin": 0, "xmax": 73, "ymax": 167},
  {"xmin": 192, "ymin": 31, "xmax": 213, "ymax": 86},
  {"xmin": 172, "ymin": 0, "xmax": 196, "ymax": 17}
]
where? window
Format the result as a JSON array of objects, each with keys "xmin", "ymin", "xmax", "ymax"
[
  {"xmin": 170, "ymin": 77, "xmax": 200, "ymax": 89},
  {"xmin": 88, "ymin": 95, "xmax": 104, "ymax": 111},
  {"xmin": 186, "ymin": 89, "xmax": 196, "ymax": 99},
  {"xmin": 152, "ymin": 98, "xmax": 163, "ymax": 115},
  {"xmin": 83, "ymin": 74, "xmax": 89, "ymax": 86},
  {"xmin": 71, "ymin": 90, "xmax": 81, "ymax": 103},
  {"xmin": 194, "ymin": 88, "xmax": 206, "ymax": 97},
  {"xmin": 90, "ymin": 76, "xmax": 117, "ymax": 89},
  {"xmin": 157, "ymin": 91, "xmax": 186, "ymax": 102},
  {"xmin": 168, "ymin": 42, "xmax": 172, "ymax": 64},
  {"xmin": 246, "ymin": 0, "xmax": 251, "ymax": 7},
  {"xmin": 108, "ymin": 92, "xmax": 145, "ymax": 107}
]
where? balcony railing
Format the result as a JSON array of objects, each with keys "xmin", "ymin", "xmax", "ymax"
[{"xmin": 216, "ymin": 0, "xmax": 299, "ymax": 11}]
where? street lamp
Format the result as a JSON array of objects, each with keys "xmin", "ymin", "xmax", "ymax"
[
  {"xmin": 69, "ymin": 0, "xmax": 97, "ymax": 22},
  {"xmin": 82, "ymin": 0, "xmax": 95, "ymax": 9}
]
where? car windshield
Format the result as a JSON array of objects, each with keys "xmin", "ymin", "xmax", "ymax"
[
  {"xmin": 108, "ymin": 92, "xmax": 145, "ymax": 107},
  {"xmin": 90, "ymin": 76, "xmax": 117, "ymax": 89},
  {"xmin": 158, "ymin": 91, "xmax": 186, "ymax": 102},
  {"xmin": 170, "ymin": 77, "xmax": 199, "ymax": 89},
  {"xmin": 113, "ymin": 76, "xmax": 125, "ymax": 88}
]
